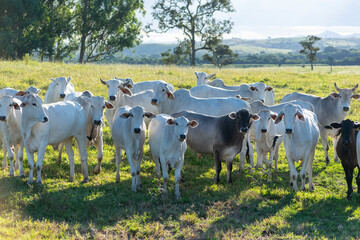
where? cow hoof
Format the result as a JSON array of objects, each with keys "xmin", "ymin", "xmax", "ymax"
[
  {"xmin": 20, "ymin": 174, "xmax": 26, "ymax": 179},
  {"xmin": 69, "ymin": 177, "xmax": 74, "ymax": 182},
  {"xmin": 325, "ymin": 157, "xmax": 330, "ymax": 165},
  {"xmin": 301, "ymin": 186, "xmax": 306, "ymax": 191},
  {"xmin": 36, "ymin": 181, "xmax": 42, "ymax": 186},
  {"xmin": 175, "ymin": 194, "xmax": 181, "ymax": 200},
  {"xmin": 309, "ymin": 186, "xmax": 314, "ymax": 192},
  {"xmin": 9, "ymin": 172, "xmax": 14, "ymax": 177},
  {"xmin": 82, "ymin": 178, "xmax": 89, "ymax": 183},
  {"xmin": 116, "ymin": 177, "xmax": 120, "ymax": 183},
  {"xmin": 93, "ymin": 166, "xmax": 101, "ymax": 174}
]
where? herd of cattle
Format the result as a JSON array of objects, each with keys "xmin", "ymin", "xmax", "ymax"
[{"xmin": 1, "ymin": 72, "xmax": 360, "ymax": 200}]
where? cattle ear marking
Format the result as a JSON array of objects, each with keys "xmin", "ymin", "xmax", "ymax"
[
  {"xmin": 120, "ymin": 112, "xmax": 132, "ymax": 118},
  {"xmin": 324, "ymin": 125, "xmax": 333, "ymax": 129},
  {"xmin": 100, "ymin": 78, "xmax": 107, "ymax": 85},
  {"xmin": 240, "ymin": 97, "xmax": 251, "ymax": 102},
  {"xmin": 105, "ymin": 101, "xmax": 114, "ymax": 109},
  {"xmin": 20, "ymin": 102, "xmax": 27, "ymax": 107},
  {"xmin": 188, "ymin": 120, "xmax": 199, "ymax": 128},
  {"xmin": 329, "ymin": 92, "xmax": 340, "ymax": 98},
  {"xmin": 274, "ymin": 112, "xmax": 284, "ymax": 124},
  {"xmin": 296, "ymin": 112, "xmax": 305, "ymax": 121},
  {"xmin": 270, "ymin": 114, "xmax": 277, "ymax": 120},
  {"xmin": 330, "ymin": 122, "xmax": 342, "ymax": 129},
  {"xmin": 351, "ymin": 94, "xmax": 360, "ymax": 99},
  {"xmin": 13, "ymin": 102, "xmax": 20, "ymax": 110},
  {"xmin": 167, "ymin": 91, "xmax": 174, "ymax": 99},
  {"xmin": 250, "ymin": 86, "xmax": 257, "ymax": 91},
  {"xmin": 144, "ymin": 112, "xmax": 156, "ymax": 119},
  {"xmin": 119, "ymin": 87, "xmax": 132, "ymax": 96},
  {"xmin": 36, "ymin": 89, "xmax": 41, "ymax": 94},
  {"xmin": 166, "ymin": 118, "xmax": 176, "ymax": 125},
  {"xmin": 228, "ymin": 112, "xmax": 237, "ymax": 119},
  {"xmin": 251, "ymin": 114, "xmax": 260, "ymax": 121},
  {"xmin": 15, "ymin": 91, "xmax": 26, "ymax": 96},
  {"xmin": 266, "ymin": 86, "xmax": 273, "ymax": 91},
  {"xmin": 208, "ymin": 73, "xmax": 216, "ymax": 79}
]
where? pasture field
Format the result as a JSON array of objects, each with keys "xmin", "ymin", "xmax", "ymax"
[{"xmin": 1, "ymin": 61, "xmax": 360, "ymax": 239}]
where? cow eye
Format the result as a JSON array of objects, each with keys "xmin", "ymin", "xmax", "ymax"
[
  {"xmin": 162, "ymin": 89, "xmax": 165, "ymax": 92},
  {"xmin": 56, "ymin": 83, "xmax": 59, "ymax": 86},
  {"xmin": 32, "ymin": 103, "xmax": 37, "ymax": 107},
  {"xmin": 103, "ymin": 106, "xmax": 105, "ymax": 109},
  {"xmin": 9, "ymin": 104, "xmax": 12, "ymax": 107}
]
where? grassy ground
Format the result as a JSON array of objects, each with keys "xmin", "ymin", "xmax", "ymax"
[{"xmin": 1, "ymin": 61, "xmax": 360, "ymax": 239}]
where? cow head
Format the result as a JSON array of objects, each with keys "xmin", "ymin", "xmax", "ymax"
[
  {"xmin": 51, "ymin": 77, "xmax": 71, "ymax": 99},
  {"xmin": 195, "ymin": 72, "xmax": 216, "ymax": 85},
  {"xmin": 120, "ymin": 106, "xmax": 155, "ymax": 134},
  {"xmin": 330, "ymin": 83, "xmax": 360, "ymax": 112},
  {"xmin": 20, "ymin": 93, "xmax": 48, "ymax": 123},
  {"xmin": 248, "ymin": 82, "xmax": 273, "ymax": 103},
  {"xmin": 228, "ymin": 109, "xmax": 259, "ymax": 134},
  {"xmin": 275, "ymin": 104, "xmax": 305, "ymax": 134},
  {"xmin": 83, "ymin": 96, "xmax": 114, "ymax": 126},
  {"xmin": 166, "ymin": 116, "xmax": 198, "ymax": 142},
  {"xmin": 0, "ymin": 96, "xmax": 21, "ymax": 122},
  {"xmin": 15, "ymin": 86, "xmax": 41, "ymax": 97},
  {"xmin": 100, "ymin": 78, "xmax": 132, "ymax": 101},
  {"xmin": 326, "ymin": 119, "xmax": 360, "ymax": 146},
  {"xmin": 151, "ymin": 83, "xmax": 174, "ymax": 113},
  {"xmin": 256, "ymin": 109, "xmax": 277, "ymax": 134}
]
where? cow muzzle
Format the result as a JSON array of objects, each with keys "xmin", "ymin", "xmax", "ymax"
[
  {"xmin": 240, "ymin": 128, "xmax": 248, "ymax": 133},
  {"xmin": 343, "ymin": 106, "xmax": 350, "ymax": 112},
  {"xmin": 94, "ymin": 120, "xmax": 101, "ymax": 125},
  {"xmin": 43, "ymin": 117, "xmax": 48, "ymax": 123},
  {"xmin": 109, "ymin": 96, "xmax": 116, "ymax": 101},
  {"xmin": 59, "ymin": 94, "xmax": 65, "ymax": 99},
  {"xmin": 286, "ymin": 128, "xmax": 293, "ymax": 134},
  {"xmin": 134, "ymin": 128, "xmax": 141, "ymax": 134},
  {"xmin": 151, "ymin": 99, "xmax": 158, "ymax": 105},
  {"xmin": 343, "ymin": 139, "xmax": 351, "ymax": 146},
  {"xmin": 179, "ymin": 134, "xmax": 186, "ymax": 141},
  {"xmin": 0, "ymin": 116, "xmax": 6, "ymax": 121},
  {"xmin": 261, "ymin": 129, "xmax": 267, "ymax": 133}
]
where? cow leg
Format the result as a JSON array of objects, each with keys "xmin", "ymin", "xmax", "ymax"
[
  {"xmin": 134, "ymin": 147, "xmax": 143, "ymax": 189},
  {"xmin": 14, "ymin": 145, "xmax": 19, "ymax": 170},
  {"xmin": 255, "ymin": 143, "xmax": 263, "ymax": 168},
  {"xmin": 247, "ymin": 138, "xmax": 254, "ymax": 168},
  {"xmin": 307, "ymin": 148, "xmax": 316, "ymax": 191},
  {"xmin": 320, "ymin": 129, "xmax": 330, "ymax": 165},
  {"xmin": 93, "ymin": 136, "xmax": 103, "ymax": 174},
  {"xmin": 356, "ymin": 167, "xmax": 360, "ymax": 194},
  {"xmin": 332, "ymin": 137, "xmax": 339, "ymax": 162},
  {"xmin": 226, "ymin": 160, "xmax": 233, "ymax": 184},
  {"xmin": 17, "ymin": 143, "xmax": 25, "ymax": 178},
  {"xmin": 343, "ymin": 165, "xmax": 354, "ymax": 200},
  {"xmin": 76, "ymin": 138, "xmax": 89, "ymax": 183},
  {"xmin": 214, "ymin": 151, "xmax": 222, "ymax": 184},
  {"xmin": 7, "ymin": 147, "xmax": 15, "ymax": 177},
  {"xmin": 115, "ymin": 145, "xmax": 122, "ymax": 182},
  {"xmin": 57, "ymin": 142, "xmax": 64, "ymax": 163},
  {"xmin": 64, "ymin": 139, "xmax": 75, "ymax": 182},
  {"xmin": 160, "ymin": 156, "xmax": 169, "ymax": 199},
  {"xmin": 174, "ymin": 165, "xmax": 182, "ymax": 199},
  {"xmin": 286, "ymin": 153, "xmax": 298, "ymax": 191},
  {"xmin": 300, "ymin": 152, "xmax": 311, "ymax": 191},
  {"xmin": 274, "ymin": 142, "xmax": 281, "ymax": 172},
  {"xmin": 126, "ymin": 148, "xmax": 137, "ymax": 192},
  {"xmin": 153, "ymin": 155, "xmax": 161, "ymax": 188},
  {"xmin": 35, "ymin": 143, "xmax": 47, "ymax": 185},
  {"xmin": 25, "ymin": 145, "xmax": 34, "ymax": 184},
  {"xmin": 239, "ymin": 139, "xmax": 247, "ymax": 170},
  {"xmin": 2, "ymin": 141, "xmax": 7, "ymax": 169}
]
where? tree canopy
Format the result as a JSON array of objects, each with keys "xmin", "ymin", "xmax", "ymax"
[{"xmin": 299, "ymin": 35, "xmax": 321, "ymax": 70}]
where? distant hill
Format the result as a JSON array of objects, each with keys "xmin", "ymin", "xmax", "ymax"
[{"xmin": 121, "ymin": 33, "xmax": 360, "ymax": 57}]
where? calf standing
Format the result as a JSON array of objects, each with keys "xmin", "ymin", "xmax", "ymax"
[
  {"xmin": 111, "ymin": 106, "xmax": 155, "ymax": 191},
  {"xmin": 274, "ymin": 103, "xmax": 319, "ymax": 191},
  {"xmin": 148, "ymin": 114, "xmax": 198, "ymax": 199},
  {"xmin": 44, "ymin": 77, "xmax": 75, "ymax": 104},
  {"xmin": 326, "ymin": 120, "xmax": 360, "ymax": 200}
]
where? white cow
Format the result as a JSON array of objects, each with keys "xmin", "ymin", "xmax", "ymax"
[
  {"xmin": 44, "ymin": 77, "xmax": 75, "ymax": 104},
  {"xmin": 58, "ymin": 92, "xmax": 114, "ymax": 174},
  {"xmin": 194, "ymin": 72, "xmax": 216, "ymax": 85},
  {"xmin": 274, "ymin": 103, "xmax": 319, "ymax": 191},
  {"xmin": 0, "ymin": 96, "xmax": 24, "ymax": 177},
  {"xmin": 0, "ymin": 87, "xmax": 18, "ymax": 97},
  {"xmin": 253, "ymin": 110, "xmax": 283, "ymax": 177},
  {"xmin": 20, "ymin": 93, "xmax": 89, "ymax": 184},
  {"xmin": 249, "ymin": 82, "xmax": 275, "ymax": 105},
  {"xmin": 148, "ymin": 114, "xmax": 198, "ymax": 199},
  {"xmin": 111, "ymin": 106, "xmax": 155, "ymax": 191}
]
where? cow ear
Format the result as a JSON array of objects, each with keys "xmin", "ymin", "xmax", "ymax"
[
  {"xmin": 188, "ymin": 120, "xmax": 199, "ymax": 128},
  {"xmin": 274, "ymin": 112, "xmax": 284, "ymax": 124},
  {"xmin": 50, "ymin": 78, "xmax": 56, "ymax": 83},
  {"xmin": 166, "ymin": 118, "xmax": 176, "ymax": 125},
  {"xmin": 251, "ymin": 114, "xmax": 260, "ymax": 121},
  {"xmin": 194, "ymin": 72, "xmax": 198, "ymax": 77},
  {"xmin": 13, "ymin": 102, "xmax": 20, "ymax": 110},
  {"xmin": 330, "ymin": 92, "xmax": 340, "ymax": 98},
  {"xmin": 120, "ymin": 112, "xmax": 132, "ymax": 118},
  {"xmin": 105, "ymin": 101, "xmax": 114, "ymax": 109},
  {"xmin": 228, "ymin": 112, "xmax": 237, "ymax": 119},
  {"xmin": 240, "ymin": 97, "xmax": 251, "ymax": 102},
  {"xmin": 144, "ymin": 112, "xmax": 156, "ymax": 119},
  {"xmin": 250, "ymin": 86, "xmax": 257, "ymax": 91},
  {"xmin": 296, "ymin": 111, "xmax": 305, "ymax": 121},
  {"xmin": 119, "ymin": 87, "xmax": 132, "ymax": 96},
  {"xmin": 20, "ymin": 102, "xmax": 27, "ymax": 107},
  {"xmin": 67, "ymin": 77, "xmax": 71, "ymax": 83},
  {"xmin": 351, "ymin": 94, "xmax": 360, "ymax": 99},
  {"xmin": 125, "ymin": 78, "xmax": 134, "ymax": 88},
  {"xmin": 100, "ymin": 78, "xmax": 107, "ymax": 85},
  {"xmin": 266, "ymin": 86, "xmax": 273, "ymax": 91},
  {"xmin": 167, "ymin": 91, "xmax": 174, "ymax": 99},
  {"xmin": 354, "ymin": 121, "xmax": 360, "ymax": 129},
  {"xmin": 352, "ymin": 84, "xmax": 359, "ymax": 92},
  {"xmin": 208, "ymin": 73, "xmax": 216, "ymax": 79},
  {"xmin": 330, "ymin": 122, "xmax": 342, "ymax": 129},
  {"xmin": 15, "ymin": 91, "xmax": 26, "ymax": 96}
]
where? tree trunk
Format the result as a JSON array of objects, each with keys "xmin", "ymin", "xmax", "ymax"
[
  {"xmin": 79, "ymin": 0, "xmax": 88, "ymax": 63},
  {"xmin": 311, "ymin": 62, "xmax": 313, "ymax": 70}
]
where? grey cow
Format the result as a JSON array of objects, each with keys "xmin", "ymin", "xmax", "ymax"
[
  {"xmin": 281, "ymin": 83, "xmax": 360, "ymax": 165},
  {"xmin": 172, "ymin": 109, "xmax": 259, "ymax": 184}
]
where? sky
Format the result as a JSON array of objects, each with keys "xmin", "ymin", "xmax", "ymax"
[{"xmin": 140, "ymin": 0, "xmax": 360, "ymax": 43}]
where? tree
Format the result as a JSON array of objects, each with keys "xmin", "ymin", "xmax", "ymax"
[
  {"xmin": 203, "ymin": 44, "xmax": 238, "ymax": 69},
  {"xmin": 75, "ymin": 0, "xmax": 144, "ymax": 63},
  {"xmin": 161, "ymin": 40, "xmax": 190, "ymax": 65},
  {"xmin": 327, "ymin": 56, "xmax": 335, "ymax": 72},
  {"xmin": 147, "ymin": 0, "xmax": 234, "ymax": 66},
  {"xmin": 299, "ymin": 35, "xmax": 321, "ymax": 70},
  {"xmin": 0, "ymin": 0, "xmax": 44, "ymax": 59}
]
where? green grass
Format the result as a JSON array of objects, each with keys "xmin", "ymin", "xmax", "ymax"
[{"xmin": 1, "ymin": 61, "xmax": 360, "ymax": 239}]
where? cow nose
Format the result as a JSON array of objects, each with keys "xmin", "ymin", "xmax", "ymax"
[
  {"xmin": 134, "ymin": 128, "xmax": 141, "ymax": 134},
  {"xmin": 343, "ymin": 106, "xmax": 349, "ymax": 112},
  {"xmin": 151, "ymin": 99, "xmax": 157, "ymax": 105},
  {"xmin": 241, "ymin": 128, "xmax": 248, "ymax": 133},
  {"xmin": 261, "ymin": 129, "xmax": 267, "ymax": 133},
  {"xmin": 43, "ymin": 117, "xmax": 48, "ymax": 123},
  {"xmin": 109, "ymin": 96, "xmax": 116, "ymax": 101},
  {"xmin": 94, "ymin": 120, "xmax": 101, "ymax": 125},
  {"xmin": 260, "ymin": 99, "xmax": 264, "ymax": 103},
  {"xmin": 179, "ymin": 134, "xmax": 186, "ymax": 141},
  {"xmin": 286, "ymin": 128, "xmax": 292, "ymax": 134},
  {"xmin": 60, "ymin": 94, "xmax": 65, "ymax": 99},
  {"xmin": 343, "ymin": 139, "xmax": 350, "ymax": 146},
  {"xmin": 0, "ymin": 116, "xmax": 6, "ymax": 121}
]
